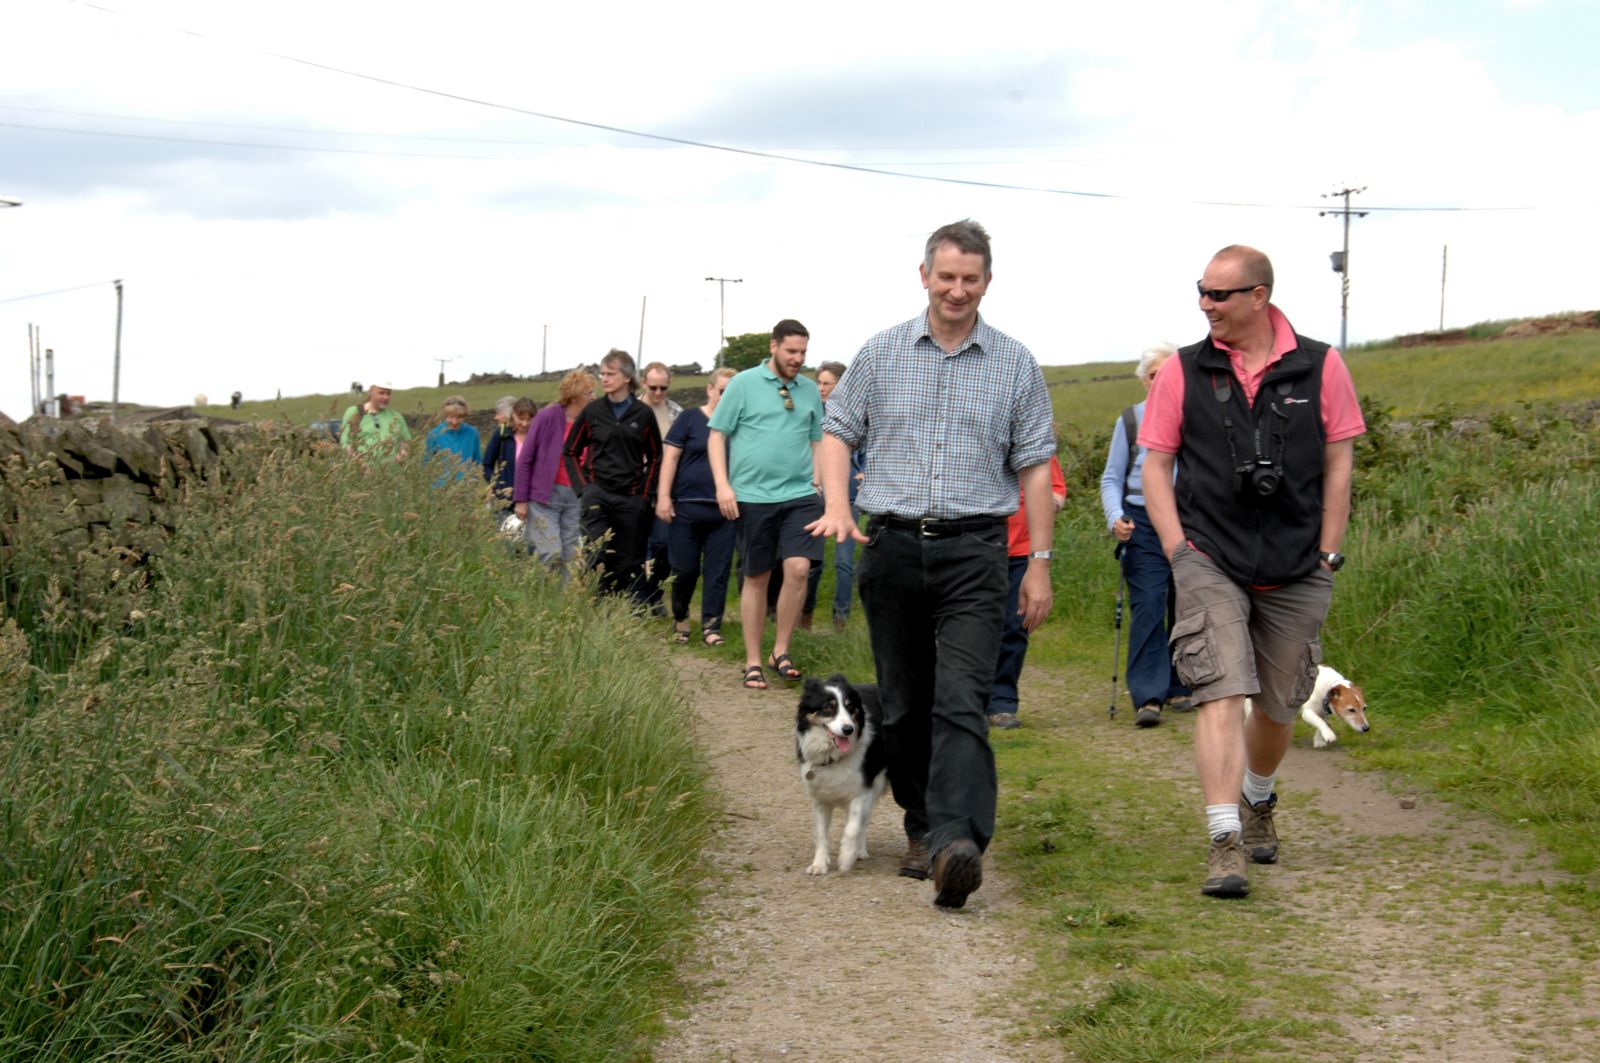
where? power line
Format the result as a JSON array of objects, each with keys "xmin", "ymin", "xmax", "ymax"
[
  {"xmin": 0, "ymin": 119, "xmax": 541, "ymax": 161},
  {"xmin": 53, "ymin": 0, "xmax": 1540, "ymax": 212},
  {"xmin": 0, "ymin": 279, "xmax": 120, "ymax": 305}
]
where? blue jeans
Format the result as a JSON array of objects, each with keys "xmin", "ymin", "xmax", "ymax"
[
  {"xmin": 1122, "ymin": 505, "xmax": 1188, "ymax": 709},
  {"xmin": 800, "ymin": 504, "xmax": 857, "ymax": 620},
  {"xmin": 858, "ymin": 517, "xmax": 1007, "ymax": 855},
  {"xmin": 642, "ymin": 516, "xmax": 671, "ymax": 609},
  {"xmin": 989, "ymin": 556, "xmax": 1030, "ymax": 715},
  {"xmin": 831, "ymin": 506, "xmax": 858, "ymax": 621},
  {"xmin": 667, "ymin": 501, "xmax": 736, "ymax": 628}
]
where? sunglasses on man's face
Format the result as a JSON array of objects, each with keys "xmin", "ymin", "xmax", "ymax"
[
  {"xmin": 647, "ymin": 385, "xmax": 669, "ymax": 393},
  {"xmin": 1196, "ymin": 281, "xmax": 1263, "ymax": 303},
  {"xmin": 777, "ymin": 384, "xmax": 794, "ymax": 411}
]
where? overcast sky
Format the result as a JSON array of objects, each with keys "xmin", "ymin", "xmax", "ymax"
[{"xmin": 2, "ymin": 0, "xmax": 1596, "ymax": 419}]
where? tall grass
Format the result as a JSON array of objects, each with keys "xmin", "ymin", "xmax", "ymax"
[
  {"xmin": 0, "ymin": 432, "xmax": 711, "ymax": 1060},
  {"xmin": 1045, "ymin": 398, "xmax": 1600, "ymax": 883}
]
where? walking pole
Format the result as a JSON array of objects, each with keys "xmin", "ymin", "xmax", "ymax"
[{"xmin": 1107, "ymin": 542, "xmax": 1126, "ymax": 718}]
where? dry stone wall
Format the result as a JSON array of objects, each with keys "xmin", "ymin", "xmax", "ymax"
[{"xmin": 0, "ymin": 418, "xmax": 244, "ymax": 557}]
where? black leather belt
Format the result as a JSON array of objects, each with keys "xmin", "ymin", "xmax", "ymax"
[{"xmin": 874, "ymin": 514, "xmax": 1008, "ymax": 539}]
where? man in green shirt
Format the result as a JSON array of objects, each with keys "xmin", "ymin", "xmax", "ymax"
[
  {"xmin": 340, "ymin": 382, "xmax": 413, "ymax": 458},
  {"xmin": 708, "ymin": 319, "xmax": 824, "ymax": 690}
]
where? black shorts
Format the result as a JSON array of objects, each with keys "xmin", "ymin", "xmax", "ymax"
[{"xmin": 738, "ymin": 496, "xmax": 824, "ymax": 577}]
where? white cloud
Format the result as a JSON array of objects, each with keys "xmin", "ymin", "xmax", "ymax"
[{"xmin": 2, "ymin": 0, "xmax": 1596, "ymax": 418}]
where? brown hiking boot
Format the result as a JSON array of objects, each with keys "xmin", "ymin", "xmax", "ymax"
[
  {"xmin": 1240, "ymin": 792, "xmax": 1279, "ymax": 864},
  {"xmin": 1201, "ymin": 831, "xmax": 1249, "ymax": 897},
  {"xmin": 898, "ymin": 837, "xmax": 930, "ymax": 880},
  {"xmin": 931, "ymin": 838, "xmax": 983, "ymax": 909}
]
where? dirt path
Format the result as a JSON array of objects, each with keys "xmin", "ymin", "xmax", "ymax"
[
  {"xmin": 1027, "ymin": 664, "xmax": 1600, "ymax": 1063},
  {"xmin": 653, "ymin": 649, "xmax": 1066, "ymax": 1063},
  {"xmin": 656, "ymin": 649, "xmax": 1600, "ymax": 1062}
]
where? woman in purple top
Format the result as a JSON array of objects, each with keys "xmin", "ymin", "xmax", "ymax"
[{"xmin": 515, "ymin": 369, "xmax": 595, "ymax": 564}]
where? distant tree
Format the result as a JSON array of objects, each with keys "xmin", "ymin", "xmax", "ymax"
[{"xmin": 720, "ymin": 332, "xmax": 771, "ymax": 372}]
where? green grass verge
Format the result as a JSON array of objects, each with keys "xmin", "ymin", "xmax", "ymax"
[
  {"xmin": 993, "ymin": 704, "xmax": 1336, "ymax": 1061},
  {"xmin": 0, "ymin": 433, "xmax": 712, "ymax": 1061}
]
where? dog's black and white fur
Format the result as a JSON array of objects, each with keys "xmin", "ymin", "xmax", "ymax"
[{"xmin": 795, "ymin": 674, "xmax": 888, "ymax": 876}]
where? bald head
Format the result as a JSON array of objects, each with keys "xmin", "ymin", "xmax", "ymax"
[{"xmin": 1213, "ymin": 245, "xmax": 1274, "ymax": 297}]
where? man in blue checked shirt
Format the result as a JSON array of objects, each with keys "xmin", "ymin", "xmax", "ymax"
[{"xmin": 809, "ymin": 219, "xmax": 1057, "ymax": 910}]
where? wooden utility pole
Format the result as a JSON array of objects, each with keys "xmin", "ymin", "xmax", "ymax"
[
  {"xmin": 111, "ymin": 280, "xmax": 123, "ymax": 422},
  {"xmin": 1320, "ymin": 187, "xmax": 1368, "ymax": 351},
  {"xmin": 704, "ymin": 276, "xmax": 743, "ymax": 368},
  {"xmin": 1439, "ymin": 245, "xmax": 1448, "ymax": 332}
]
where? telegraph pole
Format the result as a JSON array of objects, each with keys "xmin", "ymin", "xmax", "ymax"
[
  {"xmin": 1320, "ymin": 187, "xmax": 1367, "ymax": 351},
  {"xmin": 1439, "ymin": 245, "xmax": 1448, "ymax": 332},
  {"xmin": 433, "ymin": 355, "xmax": 453, "ymax": 387},
  {"xmin": 111, "ymin": 280, "xmax": 123, "ymax": 422},
  {"xmin": 541, "ymin": 323, "xmax": 548, "ymax": 375},
  {"xmin": 704, "ymin": 276, "xmax": 743, "ymax": 368}
]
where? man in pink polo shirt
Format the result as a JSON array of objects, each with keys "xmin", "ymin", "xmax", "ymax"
[{"xmin": 1140, "ymin": 244, "xmax": 1365, "ymax": 899}]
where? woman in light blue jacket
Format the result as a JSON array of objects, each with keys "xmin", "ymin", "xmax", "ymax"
[{"xmin": 1099, "ymin": 344, "xmax": 1191, "ymax": 728}]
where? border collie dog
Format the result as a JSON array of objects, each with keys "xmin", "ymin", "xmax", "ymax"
[{"xmin": 795, "ymin": 674, "xmax": 888, "ymax": 876}]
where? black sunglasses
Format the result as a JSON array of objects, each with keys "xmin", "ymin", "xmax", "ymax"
[
  {"xmin": 777, "ymin": 384, "xmax": 794, "ymax": 411},
  {"xmin": 646, "ymin": 385, "xmax": 669, "ymax": 393},
  {"xmin": 1197, "ymin": 281, "xmax": 1264, "ymax": 302}
]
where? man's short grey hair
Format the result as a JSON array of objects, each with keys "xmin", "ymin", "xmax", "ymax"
[
  {"xmin": 602, "ymin": 348, "xmax": 638, "ymax": 391},
  {"xmin": 923, "ymin": 219, "xmax": 993, "ymax": 277},
  {"xmin": 816, "ymin": 360, "xmax": 847, "ymax": 380},
  {"xmin": 494, "ymin": 395, "xmax": 517, "ymax": 417},
  {"xmin": 1135, "ymin": 343, "xmax": 1178, "ymax": 382}
]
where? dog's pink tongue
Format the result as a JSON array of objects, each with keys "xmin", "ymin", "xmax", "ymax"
[{"xmin": 832, "ymin": 734, "xmax": 852, "ymax": 754}]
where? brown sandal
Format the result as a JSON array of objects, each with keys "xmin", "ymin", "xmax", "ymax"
[{"xmin": 742, "ymin": 665, "xmax": 768, "ymax": 690}]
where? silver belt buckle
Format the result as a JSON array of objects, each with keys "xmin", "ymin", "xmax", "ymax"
[{"xmin": 918, "ymin": 517, "xmax": 937, "ymax": 537}]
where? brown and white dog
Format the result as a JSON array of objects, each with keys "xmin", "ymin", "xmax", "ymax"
[{"xmin": 1245, "ymin": 665, "xmax": 1370, "ymax": 748}]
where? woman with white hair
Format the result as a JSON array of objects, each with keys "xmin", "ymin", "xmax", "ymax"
[{"xmin": 1099, "ymin": 344, "xmax": 1192, "ymax": 728}]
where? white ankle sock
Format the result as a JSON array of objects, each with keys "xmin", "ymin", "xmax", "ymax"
[
  {"xmin": 1206, "ymin": 804, "xmax": 1241, "ymax": 841},
  {"xmin": 1242, "ymin": 769, "xmax": 1276, "ymax": 807}
]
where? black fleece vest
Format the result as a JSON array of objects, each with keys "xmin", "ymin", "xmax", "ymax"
[{"xmin": 1175, "ymin": 334, "xmax": 1329, "ymax": 585}]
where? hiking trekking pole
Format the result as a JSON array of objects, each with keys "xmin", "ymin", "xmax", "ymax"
[{"xmin": 1108, "ymin": 542, "xmax": 1126, "ymax": 719}]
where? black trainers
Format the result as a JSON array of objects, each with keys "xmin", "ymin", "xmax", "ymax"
[
  {"xmin": 1240, "ymin": 792, "xmax": 1279, "ymax": 864},
  {"xmin": 1134, "ymin": 701, "xmax": 1162, "ymax": 727},
  {"xmin": 1201, "ymin": 832, "xmax": 1250, "ymax": 897}
]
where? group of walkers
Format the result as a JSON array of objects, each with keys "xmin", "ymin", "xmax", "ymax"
[{"xmin": 342, "ymin": 219, "xmax": 1364, "ymax": 907}]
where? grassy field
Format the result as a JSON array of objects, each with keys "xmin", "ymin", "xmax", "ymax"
[{"xmin": 202, "ymin": 320, "xmax": 1600, "ymax": 437}]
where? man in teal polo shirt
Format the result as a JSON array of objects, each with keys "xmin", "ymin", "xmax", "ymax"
[{"xmin": 708, "ymin": 319, "xmax": 824, "ymax": 691}]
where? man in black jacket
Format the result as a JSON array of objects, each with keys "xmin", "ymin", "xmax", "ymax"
[
  {"xmin": 1141, "ymin": 245, "xmax": 1366, "ymax": 899},
  {"xmin": 563, "ymin": 349, "xmax": 662, "ymax": 601}
]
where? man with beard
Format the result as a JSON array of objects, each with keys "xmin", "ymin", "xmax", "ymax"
[{"xmin": 708, "ymin": 319, "xmax": 823, "ymax": 691}]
